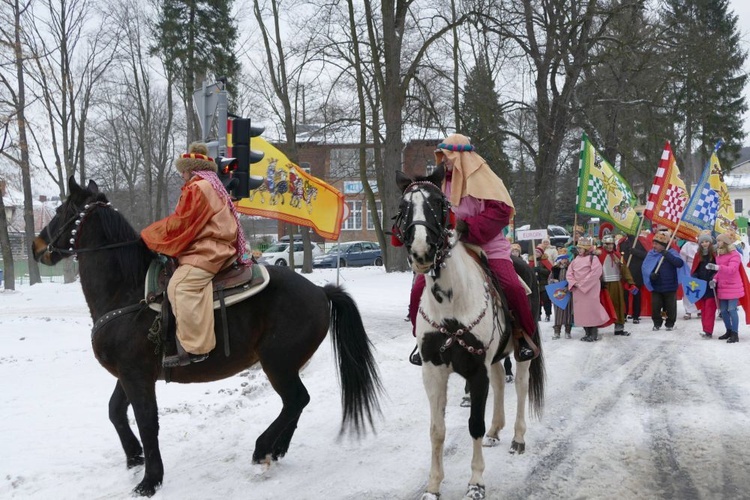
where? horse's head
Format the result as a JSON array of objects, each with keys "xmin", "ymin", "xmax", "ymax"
[
  {"xmin": 32, "ymin": 176, "xmax": 105, "ymax": 265},
  {"xmin": 394, "ymin": 164, "xmax": 454, "ymax": 274}
]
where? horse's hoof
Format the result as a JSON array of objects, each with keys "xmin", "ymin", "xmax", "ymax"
[
  {"xmin": 464, "ymin": 483, "xmax": 486, "ymax": 500},
  {"xmin": 420, "ymin": 492, "xmax": 440, "ymax": 500},
  {"xmin": 482, "ymin": 435, "xmax": 500, "ymax": 447},
  {"xmin": 127, "ymin": 455, "xmax": 145, "ymax": 468},
  {"xmin": 132, "ymin": 479, "xmax": 161, "ymax": 497},
  {"xmin": 510, "ymin": 440, "xmax": 526, "ymax": 454}
]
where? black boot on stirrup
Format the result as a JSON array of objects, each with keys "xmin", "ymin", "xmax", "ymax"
[{"xmin": 409, "ymin": 344, "xmax": 422, "ymax": 366}]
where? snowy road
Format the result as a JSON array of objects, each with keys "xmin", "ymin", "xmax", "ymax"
[{"xmin": 2, "ymin": 267, "xmax": 750, "ymax": 499}]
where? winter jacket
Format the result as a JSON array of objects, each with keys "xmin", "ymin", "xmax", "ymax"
[
  {"xmin": 642, "ymin": 249, "xmax": 684, "ymax": 293},
  {"xmin": 141, "ymin": 177, "xmax": 239, "ymax": 274},
  {"xmin": 692, "ymin": 252, "xmax": 717, "ymax": 299},
  {"xmin": 715, "ymin": 251, "xmax": 745, "ymax": 300}
]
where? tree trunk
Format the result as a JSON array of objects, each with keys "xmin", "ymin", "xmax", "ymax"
[{"xmin": 0, "ymin": 191, "xmax": 16, "ymax": 290}]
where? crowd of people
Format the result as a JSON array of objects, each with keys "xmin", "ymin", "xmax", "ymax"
[{"xmin": 525, "ymin": 227, "xmax": 750, "ymax": 344}]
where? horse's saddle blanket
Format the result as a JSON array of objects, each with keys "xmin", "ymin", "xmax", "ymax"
[
  {"xmin": 463, "ymin": 243, "xmax": 532, "ymax": 295},
  {"xmin": 144, "ymin": 259, "xmax": 270, "ymax": 313}
]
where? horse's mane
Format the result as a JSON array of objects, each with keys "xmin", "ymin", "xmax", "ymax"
[{"xmin": 87, "ymin": 192, "xmax": 152, "ymax": 289}]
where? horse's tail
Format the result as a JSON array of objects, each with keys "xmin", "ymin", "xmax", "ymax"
[
  {"xmin": 323, "ymin": 284, "xmax": 383, "ymax": 435},
  {"xmin": 528, "ymin": 338, "xmax": 545, "ymax": 419}
]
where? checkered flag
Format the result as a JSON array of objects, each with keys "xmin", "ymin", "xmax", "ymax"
[
  {"xmin": 657, "ymin": 185, "xmax": 687, "ymax": 223},
  {"xmin": 584, "ymin": 177, "xmax": 608, "ymax": 212},
  {"xmin": 690, "ymin": 187, "xmax": 718, "ymax": 226}
]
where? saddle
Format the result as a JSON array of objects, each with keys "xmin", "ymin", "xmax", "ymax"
[
  {"xmin": 463, "ymin": 243, "xmax": 540, "ymax": 362},
  {"xmin": 144, "ymin": 257, "xmax": 270, "ymax": 368}
]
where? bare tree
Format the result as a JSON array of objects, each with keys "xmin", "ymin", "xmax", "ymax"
[{"xmin": 0, "ymin": 0, "xmax": 41, "ymax": 285}]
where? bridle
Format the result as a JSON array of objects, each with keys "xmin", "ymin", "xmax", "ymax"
[
  {"xmin": 393, "ymin": 181, "xmax": 454, "ymax": 273},
  {"xmin": 44, "ymin": 199, "xmax": 141, "ymax": 261}
]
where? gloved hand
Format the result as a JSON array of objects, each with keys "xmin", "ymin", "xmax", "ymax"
[
  {"xmin": 650, "ymin": 272, "xmax": 659, "ymax": 283},
  {"xmin": 709, "ymin": 279, "xmax": 717, "ymax": 289},
  {"xmin": 706, "ymin": 263, "xmax": 720, "ymax": 271},
  {"xmin": 660, "ymin": 250, "xmax": 668, "ymax": 256},
  {"xmin": 454, "ymin": 219, "xmax": 468, "ymax": 237},
  {"xmin": 630, "ymin": 287, "xmax": 639, "ymax": 295}
]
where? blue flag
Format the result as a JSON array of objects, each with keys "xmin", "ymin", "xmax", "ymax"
[
  {"xmin": 545, "ymin": 280, "xmax": 570, "ymax": 310},
  {"xmin": 682, "ymin": 277, "xmax": 707, "ymax": 304}
]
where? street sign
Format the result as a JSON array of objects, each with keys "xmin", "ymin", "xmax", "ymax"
[
  {"xmin": 342, "ymin": 202, "xmax": 351, "ymax": 221},
  {"xmin": 516, "ymin": 229, "xmax": 548, "ymax": 241},
  {"xmin": 193, "ymin": 82, "xmax": 224, "ymax": 143}
]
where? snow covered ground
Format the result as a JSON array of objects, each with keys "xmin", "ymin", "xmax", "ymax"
[{"xmin": 2, "ymin": 266, "xmax": 750, "ymax": 499}]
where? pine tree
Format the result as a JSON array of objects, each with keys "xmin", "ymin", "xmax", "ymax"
[
  {"xmin": 460, "ymin": 62, "xmax": 511, "ymax": 181},
  {"xmin": 151, "ymin": 0, "xmax": 241, "ymax": 142},
  {"xmin": 663, "ymin": 0, "xmax": 747, "ymax": 183}
]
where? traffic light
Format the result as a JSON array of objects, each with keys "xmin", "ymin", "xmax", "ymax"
[
  {"xmin": 230, "ymin": 117, "xmax": 265, "ymax": 198},
  {"xmin": 216, "ymin": 156, "xmax": 238, "ymax": 197}
]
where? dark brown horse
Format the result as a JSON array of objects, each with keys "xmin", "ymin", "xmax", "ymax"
[{"xmin": 32, "ymin": 177, "xmax": 382, "ymax": 497}]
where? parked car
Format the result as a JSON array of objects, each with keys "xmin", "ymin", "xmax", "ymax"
[
  {"xmin": 259, "ymin": 241, "xmax": 322, "ymax": 267},
  {"xmin": 313, "ymin": 241, "xmax": 383, "ymax": 268},
  {"xmin": 515, "ymin": 224, "xmax": 572, "ymax": 254}
]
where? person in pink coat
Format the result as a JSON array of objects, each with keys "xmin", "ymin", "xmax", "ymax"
[
  {"xmin": 567, "ymin": 237, "xmax": 611, "ymax": 342},
  {"xmin": 709, "ymin": 231, "xmax": 745, "ymax": 343}
]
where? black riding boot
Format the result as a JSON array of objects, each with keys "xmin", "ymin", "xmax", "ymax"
[{"xmin": 728, "ymin": 331, "xmax": 739, "ymax": 344}]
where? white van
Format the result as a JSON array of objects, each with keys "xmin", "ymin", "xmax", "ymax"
[{"xmin": 259, "ymin": 241, "xmax": 322, "ymax": 267}]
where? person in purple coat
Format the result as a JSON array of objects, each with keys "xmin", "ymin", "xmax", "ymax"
[{"xmin": 709, "ymin": 231, "xmax": 745, "ymax": 343}]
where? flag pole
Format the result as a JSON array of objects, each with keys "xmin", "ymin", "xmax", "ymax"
[{"xmin": 655, "ymin": 219, "xmax": 684, "ymax": 273}]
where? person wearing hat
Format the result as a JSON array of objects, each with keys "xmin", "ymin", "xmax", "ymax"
[
  {"xmin": 567, "ymin": 237, "xmax": 612, "ymax": 342},
  {"xmin": 691, "ymin": 231, "xmax": 718, "ymax": 338},
  {"xmin": 550, "ymin": 252, "xmax": 573, "ymax": 339},
  {"xmin": 408, "ymin": 133, "xmax": 539, "ymax": 363},
  {"xmin": 709, "ymin": 231, "xmax": 750, "ymax": 343},
  {"xmin": 598, "ymin": 234, "xmax": 637, "ymax": 336},
  {"xmin": 142, "ymin": 142, "xmax": 249, "ymax": 365},
  {"xmin": 642, "ymin": 231, "xmax": 684, "ymax": 331}
]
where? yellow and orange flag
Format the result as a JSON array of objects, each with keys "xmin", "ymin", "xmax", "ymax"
[{"xmin": 234, "ymin": 137, "xmax": 345, "ymax": 240}]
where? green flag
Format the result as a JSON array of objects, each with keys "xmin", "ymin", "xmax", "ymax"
[{"xmin": 576, "ymin": 133, "xmax": 640, "ymax": 235}]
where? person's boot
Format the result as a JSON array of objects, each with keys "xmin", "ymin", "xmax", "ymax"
[
  {"xmin": 552, "ymin": 325, "xmax": 561, "ymax": 340},
  {"xmin": 728, "ymin": 331, "xmax": 739, "ymax": 344},
  {"xmin": 591, "ymin": 328, "xmax": 599, "ymax": 341},
  {"xmin": 581, "ymin": 327, "xmax": 594, "ymax": 342},
  {"xmin": 614, "ymin": 324, "xmax": 630, "ymax": 336},
  {"xmin": 564, "ymin": 327, "xmax": 572, "ymax": 339},
  {"xmin": 409, "ymin": 344, "xmax": 422, "ymax": 365},
  {"xmin": 718, "ymin": 331, "xmax": 732, "ymax": 340}
]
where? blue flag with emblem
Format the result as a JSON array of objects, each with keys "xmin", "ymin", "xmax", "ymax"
[
  {"xmin": 682, "ymin": 276, "xmax": 707, "ymax": 304},
  {"xmin": 545, "ymin": 280, "xmax": 570, "ymax": 310}
]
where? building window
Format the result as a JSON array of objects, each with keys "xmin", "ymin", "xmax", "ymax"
[
  {"xmin": 367, "ymin": 200, "xmax": 383, "ymax": 230},
  {"xmin": 343, "ymin": 200, "xmax": 362, "ymax": 230},
  {"xmin": 330, "ymin": 148, "xmax": 375, "ymax": 180},
  {"xmin": 735, "ymin": 198, "xmax": 743, "ymax": 215}
]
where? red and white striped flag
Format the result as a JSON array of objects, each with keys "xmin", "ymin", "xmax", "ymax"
[{"xmin": 643, "ymin": 141, "xmax": 700, "ymax": 241}]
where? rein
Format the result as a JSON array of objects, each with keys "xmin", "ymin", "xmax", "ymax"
[
  {"xmin": 394, "ymin": 181, "xmax": 454, "ymax": 273},
  {"xmin": 45, "ymin": 201, "xmax": 141, "ymax": 260}
]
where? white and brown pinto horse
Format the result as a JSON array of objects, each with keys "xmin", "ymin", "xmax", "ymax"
[{"xmin": 395, "ymin": 166, "xmax": 544, "ymax": 500}]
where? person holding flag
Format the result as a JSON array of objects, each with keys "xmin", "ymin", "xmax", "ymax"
[
  {"xmin": 642, "ymin": 232, "xmax": 684, "ymax": 331},
  {"xmin": 599, "ymin": 234, "xmax": 638, "ymax": 336},
  {"xmin": 567, "ymin": 237, "xmax": 614, "ymax": 342}
]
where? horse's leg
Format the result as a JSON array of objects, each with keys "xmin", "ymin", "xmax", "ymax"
[
  {"xmin": 108, "ymin": 381, "xmax": 144, "ymax": 468},
  {"xmin": 421, "ymin": 365, "xmax": 449, "ymax": 498},
  {"xmin": 484, "ymin": 361, "xmax": 506, "ymax": 447},
  {"xmin": 510, "ymin": 360, "xmax": 531, "ymax": 454},
  {"xmin": 466, "ymin": 369, "xmax": 489, "ymax": 497},
  {"xmin": 119, "ymin": 377, "xmax": 163, "ymax": 497},
  {"xmin": 252, "ymin": 371, "xmax": 310, "ymax": 465}
]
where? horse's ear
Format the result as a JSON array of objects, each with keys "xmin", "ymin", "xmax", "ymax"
[
  {"xmin": 396, "ymin": 170, "xmax": 412, "ymax": 193},
  {"xmin": 68, "ymin": 175, "xmax": 81, "ymax": 194},
  {"xmin": 427, "ymin": 163, "xmax": 445, "ymax": 187},
  {"xmin": 87, "ymin": 180, "xmax": 99, "ymax": 194}
]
